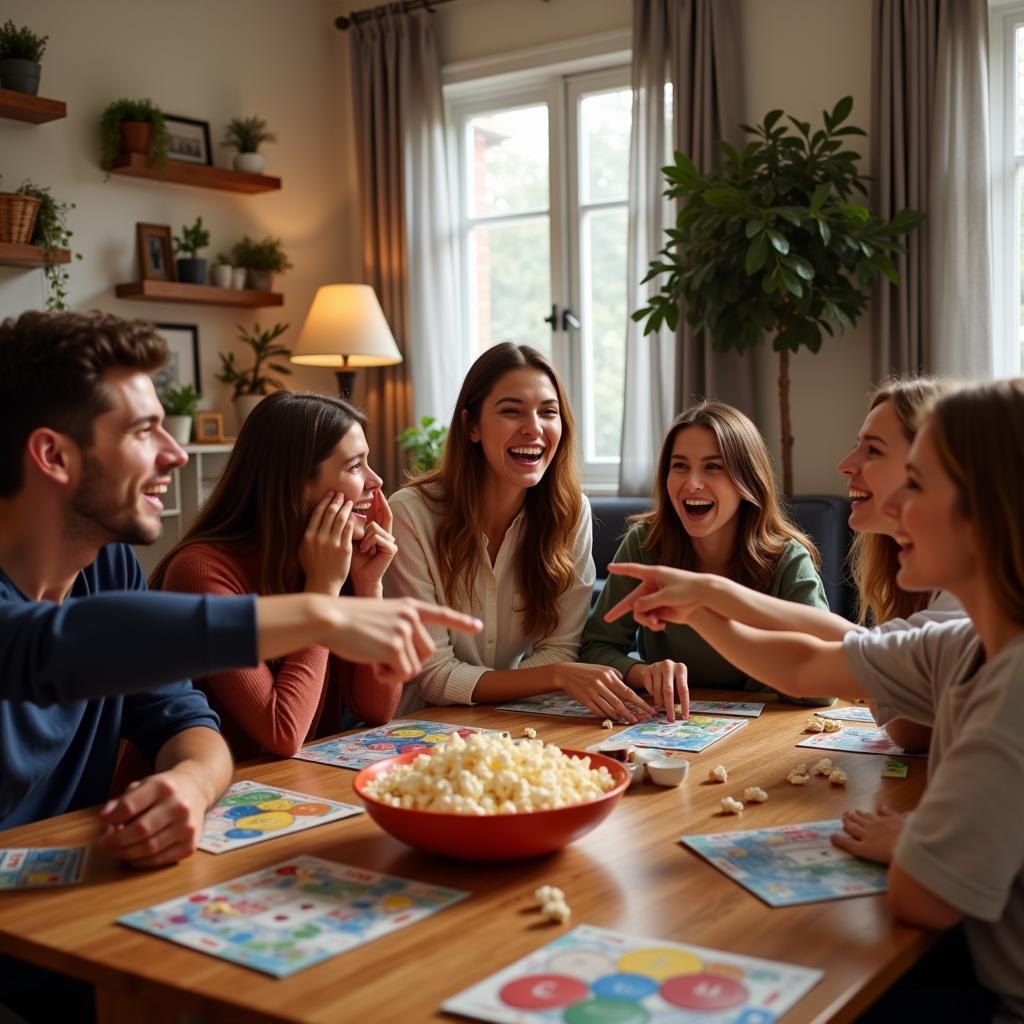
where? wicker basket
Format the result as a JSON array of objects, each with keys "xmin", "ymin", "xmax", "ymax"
[{"xmin": 0, "ymin": 192, "xmax": 42, "ymax": 245}]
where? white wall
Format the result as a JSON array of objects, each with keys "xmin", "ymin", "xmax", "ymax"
[{"xmin": 0, "ymin": 0, "xmax": 355, "ymax": 419}]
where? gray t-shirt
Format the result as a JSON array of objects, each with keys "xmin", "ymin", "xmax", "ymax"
[
  {"xmin": 869, "ymin": 590, "xmax": 965, "ymax": 637},
  {"xmin": 843, "ymin": 619, "xmax": 1024, "ymax": 1021}
]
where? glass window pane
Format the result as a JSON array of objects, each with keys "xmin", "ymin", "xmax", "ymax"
[
  {"xmin": 468, "ymin": 105, "xmax": 549, "ymax": 217},
  {"xmin": 582, "ymin": 207, "xmax": 628, "ymax": 459},
  {"xmin": 580, "ymin": 88, "xmax": 631, "ymax": 204},
  {"xmin": 469, "ymin": 219, "xmax": 551, "ymax": 356}
]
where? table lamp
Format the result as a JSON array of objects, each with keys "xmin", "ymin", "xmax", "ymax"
[{"xmin": 290, "ymin": 284, "xmax": 403, "ymax": 399}]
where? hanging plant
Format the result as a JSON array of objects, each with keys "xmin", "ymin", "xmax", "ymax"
[{"xmin": 16, "ymin": 180, "xmax": 81, "ymax": 311}]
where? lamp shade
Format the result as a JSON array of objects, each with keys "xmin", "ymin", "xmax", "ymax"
[{"xmin": 290, "ymin": 284, "xmax": 403, "ymax": 368}]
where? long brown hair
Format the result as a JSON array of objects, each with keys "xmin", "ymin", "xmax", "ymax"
[
  {"xmin": 408, "ymin": 343, "xmax": 583, "ymax": 640},
  {"xmin": 633, "ymin": 401, "xmax": 818, "ymax": 589},
  {"xmin": 848, "ymin": 376, "xmax": 954, "ymax": 624},
  {"xmin": 929, "ymin": 378, "xmax": 1024, "ymax": 625},
  {"xmin": 150, "ymin": 391, "xmax": 366, "ymax": 595}
]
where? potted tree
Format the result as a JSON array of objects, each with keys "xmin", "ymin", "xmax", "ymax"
[
  {"xmin": 173, "ymin": 216, "xmax": 210, "ymax": 285},
  {"xmin": 215, "ymin": 321, "xmax": 291, "ymax": 427},
  {"xmin": 15, "ymin": 180, "xmax": 81, "ymax": 311},
  {"xmin": 99, "ymin": 98, "xmax": 169, "ymax": 173},
  {"xmin": 210, "ymin": 252, "xmax": 233, "ymax": 289},
  {"xmin": 397, "ymin": 417, "xmax": 448, "ymax": 476},
  {"xmin": 160, "ymin": 384, "xmax": 201, "ymax": 445},
  {"xmin": 221, "ymin": 115, "xmax": 277, "ymax": 174},
  {"xmin": 633, "ymin": 96, "xmax": 924, "ymax": 495},
  {"xmin": 0, "ymin": 19, "xmax": 47, "ymax": 95},
  {"xmin": 230, "ymin": 234, "xmax": 292, "ymax": 292}
]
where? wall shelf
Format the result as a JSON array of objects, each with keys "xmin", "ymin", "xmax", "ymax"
[
  {"xmin": 0, "ymin": 87, "xmax": 66, "ymax": 124},
  {"xmin": 109, "ymin": 154, "xmax": 281, "ymax": 193},
  {"xmin": 115, "ymin": 280, "xmax": 283, "ymax": 307},
  {"xmin": 0, "ymin": 242, "xmax": 71, "ymax": 268}
]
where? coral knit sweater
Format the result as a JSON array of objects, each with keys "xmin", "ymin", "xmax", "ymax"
[{"xmin": 159, "ymin": 542, "xmax": 401, "ymax": 761}]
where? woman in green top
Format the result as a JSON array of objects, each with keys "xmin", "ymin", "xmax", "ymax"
[{"xmin": 581, "ymin": 400, "xmax": 833, "ymax": 714}]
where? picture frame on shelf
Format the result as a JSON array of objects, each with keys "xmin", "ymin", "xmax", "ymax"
[
  {"xmin": 137, "ymin": 223, "xmax": 176, "ymax": 282},
  {"xmin": 194, "ymin": 412, "xmax": 226, "ymax": 443},
  {"xmin": 164, "ymin": 114, "xmax": 212, "ymax": 166},
  {"xmin": 152, "ymin": 323, "xmax": 200, "ymax": 394}
]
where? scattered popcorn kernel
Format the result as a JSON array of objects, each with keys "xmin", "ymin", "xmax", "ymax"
[
  {"xmin": 534, "ymin": 885, "xmax": 564, "ymax": 905},
  {"xmin": 601, "ymin": 719, "xmax": 614, "ymax": 730},
  {"xmin": 829, "ymin": 769, "xmax": 848, "ymax": 786},
  {"xmin": 787, "ymin": 770, "xmax": 811, "ymax": 786},
  {"xmin": 821, "ymin": 718, "xmax": 842, "ymax": 733},
  {"xmin": 812, "ymin": 758, "xmax": 834, "ymax": 777},
  {"xmin": 720, "ymin": 796, "xmax": 744, "ymax": 814},
  {"xmin": 743, "ymin": 786, "xmax": 768, "ymax": 803},
  {"xmin": 522, "ymin": 726, "xmax": 537, "ymax": 739},
  {"xmin": 708, "ymin": 764, "xmax": 728, "ymax": 783},
  {"xmin": 543, "ymin": 899, "xmax": 571, "ymax": 923},
  {"xmin": 805, "ymin": 716, "xmax": 825, "ymax": 733}
]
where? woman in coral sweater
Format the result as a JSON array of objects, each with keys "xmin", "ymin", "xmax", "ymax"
[{"xmin": 151, "ymin": 391, "xmax": 398, "ymax": 759}]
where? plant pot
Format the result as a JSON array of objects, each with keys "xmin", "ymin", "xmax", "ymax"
[
  {"xmin": 231, "ymin": 266, "xmax": 247, "ymax": 289},
  {"xmin": 246, "ymin": 269, "xmax": 272, "ymax": 292},
  {"xmin": 163, "ymin": 415, "xmax": 193, "ymax": 445},
  {"xmin": 0, "ymin": 58, "xmax": 41, "ymax": 96},
  {"xmin": 119, "ymin": 121, "xmax": 154, "ymax": 157},
  {"xmin": 210, "ymin": 264, "xmax": 233, "ymax": 289},
  {"xmin": 176, "ymin": 257, "xmax": 208, "ymax": 285},
  {"xmin": 234, "ymin": 394, "xmax": 264, "ymax": 429},
  {"xmin": 233, "ymin": 152, "xmax": 265, "ymax": 174}
]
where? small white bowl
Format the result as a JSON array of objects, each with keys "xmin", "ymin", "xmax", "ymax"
[
  {"xmin": 624, "ymin": 762, "xmax": 646, "ymax": 786},
  {"xmin": 646, "ymin": 758, "xmax": 689, "ymax": 787}
]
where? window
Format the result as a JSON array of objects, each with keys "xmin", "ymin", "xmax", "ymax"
[{"xmin": 448, "ymin": 64, "xmax": 632, "ymax": 486}]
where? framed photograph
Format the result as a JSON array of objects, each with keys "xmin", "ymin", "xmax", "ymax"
[
  {"xmin": 164, "ymin": 114, "xmax": 212, "ymax": 166},
  {"xmin": 137, "ymin": 223, "xmax": 175, "ymax": 282},
  {"xmin": 194, "ymin": 412, "xmax": 226, "ymax": 443},
  {"xmin": 152, "ymin": 323, "xmax": 201, "ymax": 394}
]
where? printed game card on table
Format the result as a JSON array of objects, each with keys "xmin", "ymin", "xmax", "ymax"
[
  {"xmin": 442, "ymin": 923, "xmax": 823, "ymax": 1024},
  {"xmin": 815, "ymin": 706, "xmax": 877, "ymax": 724},
  {"xmin": 613, "ymin": 715, "xmax": 747, "ymax": 753},
  {"xmin": 119, "ymin": 855, "xmax": 469, "ymax": 977},
  {"xmin": 496, "ymin": 692, "xmax": 594, "ymax": 718},
  {"xmin": 293, "ymin": 720, "xmax": 496, "ymax": 770},
  {"xmin": 0, "ymin": 846, "xmax": 87, "ymax": 889},
  {"xmin": 199, "ymin": 781, "xmax": 363, "ymax": 854},
  {"xmin": 681, "ymin": 820, "xmax": 888, "ymax": 907},
  {"xmin": 797, "ymin": 727, "xmax": 924, "ymax": 758},
  {"xmin": 688, "ymin": 700, "xmax": 765, "ymax": 718}
]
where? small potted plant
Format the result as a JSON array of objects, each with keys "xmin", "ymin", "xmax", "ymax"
[
  {"xmin": 210, "ymin": 252, "xmax": 233, "ymax": 289},
  {"xmin": 160, "ymin": 383, "xmax": 201, "ymax": 445},
  {"xmin": 15, "ymin": 180, "xmax": 81, "ymax": 311},
  {"xmin": 397, "ymin": 416, "xmax": 448, "ymax": 475},
  {"xmin": 230, "ymin": 234, "xmax": 292, "ymax": 292},
  {"xmin": 173, "ymin": 216, "xmax": 210, "ymax": 285},
  {"xmin": 99, "ymin": 98, "xmax": 169, "ymax": 173},
  {"xmin": 215, "ymin": 321, "xmax": 291, "ymax": 426},
  {"xmin": 0, "ymin": 19, "xmax": 47, "ymax": 96},
  {"xmin": 220, "ymin": 115, "xmax": 277, "ymax": 175}
]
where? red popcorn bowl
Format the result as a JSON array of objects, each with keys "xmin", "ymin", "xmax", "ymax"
[{"xmin": 353, "ymin": 748, "xmax": 630, "ymax": 861}]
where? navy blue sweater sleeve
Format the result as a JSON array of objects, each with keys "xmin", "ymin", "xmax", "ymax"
[{"xmin": 0, "ymin": 590, "xmax": 258, "ymax": 706}]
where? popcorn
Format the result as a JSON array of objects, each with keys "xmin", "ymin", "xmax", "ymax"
[
  {"xmin": 829, "ymin": 769, "xmax": 848, "ymax": 786},
  {"xmin": 822, "ymin": 718, "xmax": 842, "ymax": 733},
  {"xmin": 601, "ymin": 719, "xmax": 614, "ymax": 730},
  {"xmin": 812, "ymin": 758, "xmax": 834, "ymax": 777},
  {"xmin": 522, "ymin": 726, "xmax": 537, "ymax": 739},
  {"xmin": 720, "ymin": 796, "xmax": 744, "ymax": 814},
  {"xmin": 534, "ymin": 885, "xmax": 564, "ymax": 905},
  {"xmin": 707, "ymin": 764, "xmax": 728, "ymax": 783},
  {"xmin": 805, "ymin": 716, "xmax": 825, "ymax": 733},
  {"xmin": 542, "ymin": 899, "xmax": 571, "ymax": 923},
  {"xmin": 364, "ymin": 732, "xmax": 617, "ymax": 815},
  {"xmin": 787, "ymin": 769, "xmax": 811, "ymax": 785},
  {"xmin": 743, "ymin": 786, "xmax": 769, "ymax": 803}
]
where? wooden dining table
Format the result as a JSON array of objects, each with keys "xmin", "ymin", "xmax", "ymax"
[{"xmin": 0, "ymin": 695, "xmax": 934, "ymax": 1024}]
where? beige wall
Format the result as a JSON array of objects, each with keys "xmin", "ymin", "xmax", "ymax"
[{"xmin": 0, "ymin": 0, "xmax": 355, "ymax": 418}]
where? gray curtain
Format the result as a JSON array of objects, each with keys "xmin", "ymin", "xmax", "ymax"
[
  {"xmin": 350, "ymin": 9, "xmax": 459, "ymax": 491},
  {"xmin": 619, "ymin": 0, "xmax": 752, "ymax": 495},
  {"xmin": 871, "ymin": 0, "xmax": 994, "ymax": 379}
]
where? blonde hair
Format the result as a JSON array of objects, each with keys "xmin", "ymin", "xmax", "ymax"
[
  {"xmin": 633, "ymin": 401, "xmax": 818, "ymax": 589},
  {"xmin": 929, "ymin": 378, "xmax": 1024, "ymax": 624},
  {"xmin": 849, "ymin": 376, "xmax": 955, "ymax": 624},
  {"xmin": 408, "ymin": 343, "xmax": 583, "ymax": 641}
]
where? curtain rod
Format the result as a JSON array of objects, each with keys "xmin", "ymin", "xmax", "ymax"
[{"xmin": 334, "ymin": 0, "xmax": 459, "ymax": 30}]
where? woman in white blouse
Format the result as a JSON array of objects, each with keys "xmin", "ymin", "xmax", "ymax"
[{"xmin": 386, "ymin": 342, "xmax": 655, "ymax": 723}]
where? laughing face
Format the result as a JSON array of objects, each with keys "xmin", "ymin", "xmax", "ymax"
[
  {"xmin": 70, "ymin": 369, "xmax": 188, "ymax": 545},
  {"xmin": 305, "ymin": 422, "xmax": 382, "ymax": 540},
  {"xmin": 666, "ymin": 425, "xmax": 743, "ymax": 541},
  {"xmin": 837, "ymin": 399, "xmax": 910, "ymax": 536},
  {"xmin": 467, "ymin": 367, "xmax": 562, "ymax": 494}
]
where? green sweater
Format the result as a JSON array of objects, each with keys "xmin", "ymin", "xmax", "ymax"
[{"xmin": 581, "ymin": 525, "xmax": 835, "ymax": 705}]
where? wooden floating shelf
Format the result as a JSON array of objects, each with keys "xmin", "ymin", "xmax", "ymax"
[
  {"xmin": 0, "ymin": 242, "xmax": 71, "ymax": 268},
  {"xmin": 0, "ymin": 87, "xmax": 66, "ymax": 124},
  {"xmin": 115, "ymin": 280, "xmax": 283, "ymax": 307},
  {"xmin": 109, "ymin": 153, "xmax": 281, "ymax": 193}
]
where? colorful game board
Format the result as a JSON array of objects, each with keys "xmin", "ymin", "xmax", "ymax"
[
  {"xmin": 119, "ymin": 855, "xmax": 469, "ymax": 977},
  {"xmin": 680, "ymin": 820, "xmax": 888, "ymax": 907},
  {"xmin": 293, "ymin": 720, "xmax": 495, "ymax": 770},
  {"xmin": 688, "ymin": 700, "xmax": 765, "ymax": 718},
  {"xmin": 199, "ymin": 781, "xmax": 363, "ymax": 854},
  {"xmin": 0, "ymin": 846, "xmax": 87, "ymax": 890},
  {"xmin": 612, "ymin": 715, "xmax": 748, "ymax": 753},
  {"xmin": 815, "ymin": 706, "xmax": 877, "ymax": 724},
  {"xmin": 441, "ymin": 923, "xmax": 823, "ymax": 1023},
  {"xmin": 797, "ymin": 727, "xmax": 924, "ymax": 758},
  {"xmin": 496, "ymin": 692, "xmax": 765, "ymax": 720}
]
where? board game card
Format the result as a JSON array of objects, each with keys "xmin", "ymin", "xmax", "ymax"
[
  {"xmin": 0, "ymin": 846, "xmax": 87, "ymax": 889},
  {"xmin": 199, "ymin": 781, "xmax": 363, "ymax": 854},
  {"xmin": 613, "ymin": 715, "xmax": 747, "ymax": 753}
]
